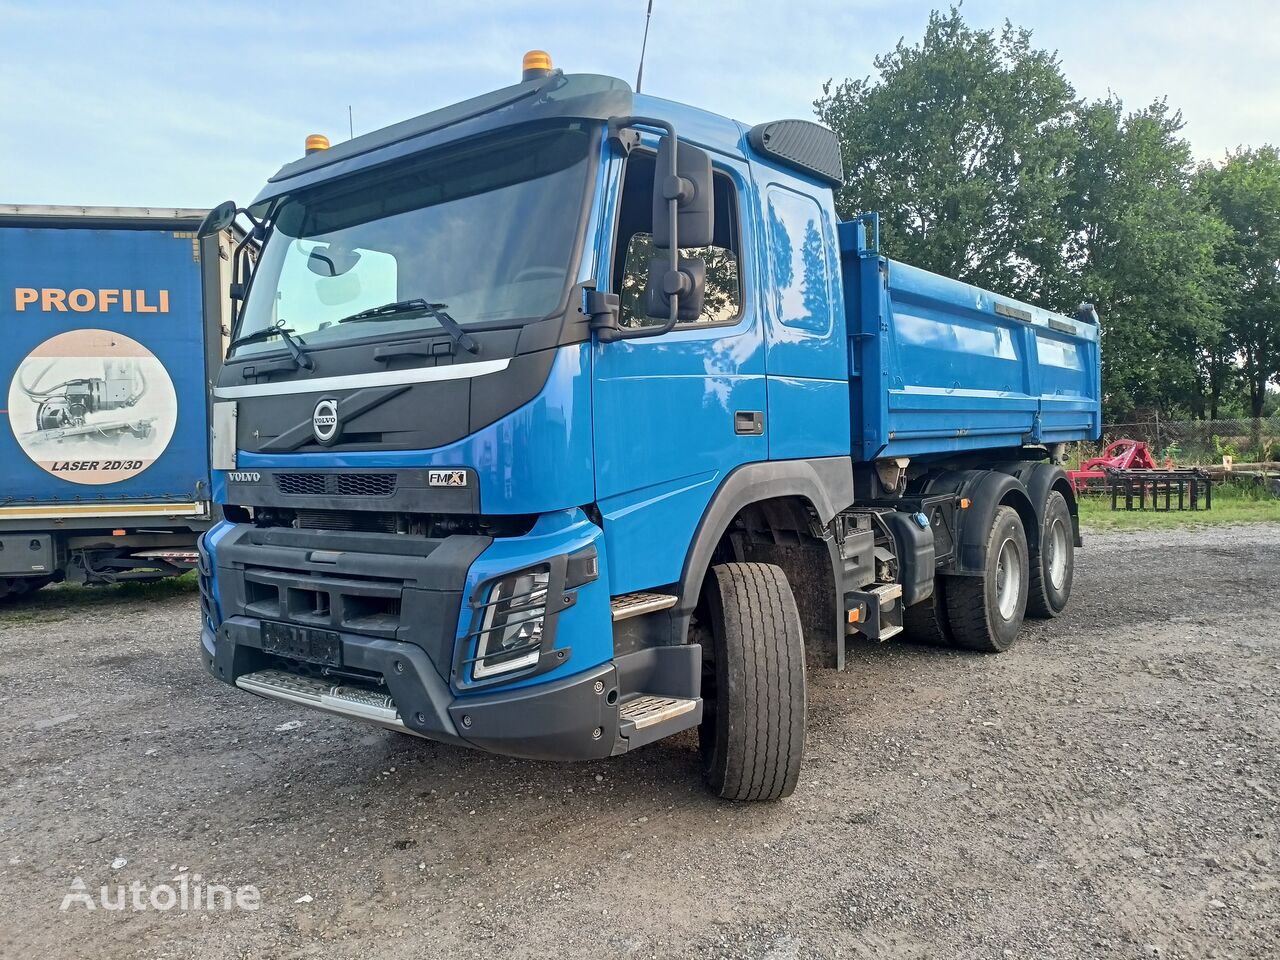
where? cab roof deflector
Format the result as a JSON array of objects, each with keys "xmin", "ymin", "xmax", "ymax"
[{"xmin": 748, "ymin": 120, "xmax": 844, "ymax": 188}]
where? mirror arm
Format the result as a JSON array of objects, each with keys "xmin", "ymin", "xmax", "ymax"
[{"xmin": 227, "ymin": 204, "xmax": 276, "ymax": 329}]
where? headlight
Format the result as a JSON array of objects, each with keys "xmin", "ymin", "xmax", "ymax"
[{"xmin": 472, "ymin": 566, "xmax": 551, "ymax": 680}]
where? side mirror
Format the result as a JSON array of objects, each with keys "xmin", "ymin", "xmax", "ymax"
[
  {"xmin": 651, "ymin": 137, "xmax": 713, "ymax": 249},
  {"xmin": 645, "ymin": 256, "xmax": 705, "ymax": 322},
  {"xmin": 198, "ymin": 200, "xmax": 238, "ymax": 238}
]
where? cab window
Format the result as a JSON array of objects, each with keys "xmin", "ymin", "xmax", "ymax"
[{"xmin": 611, "ymin": 151, "xmax": 742, "ymax": 328}]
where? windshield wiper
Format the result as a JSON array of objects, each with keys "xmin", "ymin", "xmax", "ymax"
[
  {"xmin": 338, "ymin": 299, "xmax": 480, "ymax": 355},
  {"xmin": 228, "ymin": 322, "xmax": 315, "ymax": 370}
]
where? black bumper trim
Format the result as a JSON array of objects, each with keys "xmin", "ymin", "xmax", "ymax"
[{"xmin": 204, "ymin": 617, "xmax": 622, "ymax": 761}]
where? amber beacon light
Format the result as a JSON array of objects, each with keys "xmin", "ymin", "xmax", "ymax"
[
  {"xmin": 522, "ymin": 50, "xmax": 553, "ymax": 82},
  {"xmin": 304, "ymin": 133, "xmax": 330, "ymax": 155}
]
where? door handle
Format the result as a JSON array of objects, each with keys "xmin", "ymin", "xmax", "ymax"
[{"xmin": 734, "ymin": 410, "xmax": 764, "ymax": 436}]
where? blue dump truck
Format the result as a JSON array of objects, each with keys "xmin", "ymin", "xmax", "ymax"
[
  {"xmin": 196, "ymin": 55, "xmax": 1101, "ymax": 800},
  {"xmin": 0, "ymin": 206, "xmax": 233, "ymax": 598}
]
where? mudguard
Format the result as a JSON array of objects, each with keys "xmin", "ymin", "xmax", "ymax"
[
  {"xmin": 915, "ymin": 469, "xmax": 1036, "ymax": 577},
  {"xmin": 673, "ymin": 456, "xmax": 854, "ymax": 632},
  {"xmin": 990, "ymin": 460, "xmax": 1081, "ymax": 547}
]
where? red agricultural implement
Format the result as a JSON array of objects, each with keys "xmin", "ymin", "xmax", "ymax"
[
  {"xmin": 1069, "ymin": 439, "xmax": 1158, "ymax": 490},
  {"xmin": 1069, "ymin": 439, "xmax": 1212, "ymax": 511}
]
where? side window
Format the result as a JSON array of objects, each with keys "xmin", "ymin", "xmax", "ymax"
[
  {"xmin": 764, "ymin": 186, "xmax": 832, "ymax": 334},
  {"xmin": 612, "ymin": 151, "xmax": 742, "ymax": 328}
]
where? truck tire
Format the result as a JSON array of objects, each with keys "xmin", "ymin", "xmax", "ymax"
[
  {"xmin": 944, "ymin": 505, "xmax": 1028, "ymax": 653},
  {"xmin": 1027, "ymin": 490, "xmax": 1074, "ymax": 619},
  {"xmin": 902, "ymin": 576, "xmax": 954, "ymax": 647},
  {"xmin": 0, "ymin": 576, "xmax": 53, "ymax": 601},
  {"xmin": 699, "ymin": 562, "xmax": 806, "ymax": 802}
]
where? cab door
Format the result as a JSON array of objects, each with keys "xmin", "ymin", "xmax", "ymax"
[
  {"xmin": 755, "ymin": 177, "xmax": 850, "ymax": 459},
  {"xmin": 592, "ymin": 146, "xmax": 766, "ymax": 595}
]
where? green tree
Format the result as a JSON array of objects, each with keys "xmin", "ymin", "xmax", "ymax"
[
  {"xmin": 814, "ymin": 7, "xmax": 1078, "ymax": 301},
  {"xmin": 1061, "ymin": 99, "xmax": 1228, "ymax": 419},
  {"xmin": 816, "ymin": 7, "xmax": 1232, "ymax": 421},
  {"xmin": 1197, "ymin": 146, "xmax": 1280, "ymax": 418}
]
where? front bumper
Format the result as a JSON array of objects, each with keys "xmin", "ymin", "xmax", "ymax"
[
  {"xmin": 202, "ymin": 617, "xmax": 624, "ymax": 760},
  {"xmin": 200, "ymin": 512, "xmax": 702, "ymax": 760}
]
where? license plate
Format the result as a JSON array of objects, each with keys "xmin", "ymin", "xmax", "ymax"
[{"xmin": 260, "ymin": 621, "xmax": 342, "ymax": 667}]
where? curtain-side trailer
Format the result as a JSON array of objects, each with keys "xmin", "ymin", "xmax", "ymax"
[{"xmin": 0, "ymin": 206, "xmax": 233, "ymax": 597}]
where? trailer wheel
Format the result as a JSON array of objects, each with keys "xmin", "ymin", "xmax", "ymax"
[
  {"xmin": 698, "ymin": 562, "xmax": 806, "ymax": 802},
  {"xmin": 1027, "ymin": 490, "xmax": 1074, "ymax": 618},
  {"xmin": 944, "ymin": 505, "xmax": 1028, "ymax": 653},
  {"xmin": 902, "ymin": 576, "xmax": 954, "ymax": 647},
  {"xmin": 0, "ymin": 576, "xmax": 54, "ymax": 601}
]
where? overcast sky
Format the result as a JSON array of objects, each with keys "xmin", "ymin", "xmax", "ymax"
[{"xmin": 2, "ymin": 0, "xmax": 1277, "ymax": 210}]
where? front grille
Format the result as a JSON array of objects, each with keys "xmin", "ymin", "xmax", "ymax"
[
  {"xmin": 276, "ymin": 472, "xmax": 396, "ymax": 498},
  {"xmin": 241, "ymin": 565, "xmax": 405, "ymax": 638},
  {"xmin": 294, "ymin": 509, "xmax": 398, "ymax": 533},
  {"xmin": 196, "ymin": 544, "xmax": 217, "ymax": 627},
  {"xmin": 336, "ymin": 473, "xmax": 396, "ymax": 497},
  {"xmin": 276, "ymin": 473, "xmax": 328, "ymax": 496}
]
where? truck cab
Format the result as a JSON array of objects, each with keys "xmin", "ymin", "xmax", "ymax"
[{"xmin": 199, "ymin": 58, "xmax": 1099, "ymax": 800}]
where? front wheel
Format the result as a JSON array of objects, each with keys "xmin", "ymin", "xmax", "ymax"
[
  {"xmin": 699, "ymin": 562, "xmax": 806, "ymax": 801},
  {"xmin": 944, "ymin": 505, "xmax": 1029, "ymax": 653},
  {"xmin": 1027, "ymin": 490, "xmax": 1075, "ymax": 618}
]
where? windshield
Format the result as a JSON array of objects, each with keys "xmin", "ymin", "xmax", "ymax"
[{"xmin": 232, "ymin": 120, "xmax": 596, "ymax": 357}]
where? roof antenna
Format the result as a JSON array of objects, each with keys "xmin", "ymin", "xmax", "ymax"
[
  {"xmin": 348, "ymin": 105, "xmax": 354, "ymax": 140},
  {"xmin": 636, "ymin": 0, "xmax": 654, "ymax": 93}
]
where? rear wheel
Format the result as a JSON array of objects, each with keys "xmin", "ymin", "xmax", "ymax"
[
  {"xmin": 902, "ymin": 576, "xmax": 954, "ymax": 647},
  {"xmin": 944, "ymin": 505, "xmax": 1029, "ymax": 653},
  {"xmin": 699, "ymin": 562, "xmax": 806, "ymax": 801},
  {"xmin": 1027, "ymin": 490, "xmax": 1074, "ymax": 618}
]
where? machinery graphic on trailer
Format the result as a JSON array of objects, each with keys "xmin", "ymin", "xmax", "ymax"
[{"xmin": 16, "ymin": 356, "xmax": 156, "ymax": 445}]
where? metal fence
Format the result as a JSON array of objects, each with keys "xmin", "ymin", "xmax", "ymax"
[{"xmin": 1088, "ymin": 417, "xmax": 1280, "ymax": 466}]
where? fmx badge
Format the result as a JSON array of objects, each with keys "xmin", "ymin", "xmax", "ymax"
[
  {"xmin": 428, "ymin": 469, "xmax": 468, "ymax": 488},
  {"xmin": 312, "ymin": 398, "xmax": 340, "ymax": 445}
]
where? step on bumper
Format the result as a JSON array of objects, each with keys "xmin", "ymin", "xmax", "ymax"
[
  {"xmin": 620, "ymin": 694, "xmax": 698, "ymax": 730},
  {"xmin": 205, "ymin": 618, "xmax": 703, "ymax": 761},
  {"xmin": 237, "ymin": 669, "xmax": 408, "ymax": 732},
  {"xmin": 617, "ymin": 693, "xmax": 702, "ymax": 750}
]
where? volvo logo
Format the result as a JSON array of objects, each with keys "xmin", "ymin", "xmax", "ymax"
[{"xmin": 312, "ymin": 398, "xmax": 341, "ymax": 445}]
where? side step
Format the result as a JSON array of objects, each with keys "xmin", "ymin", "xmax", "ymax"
[
  {"xmin": 611, "ymin": 592, "xmax": 678, "ymax": 622},
  {"xmin": 866, "ymin": 583, "xmax": 904, "ymax": 640},
  {"xmin": 617, "ymin": 692, "xmax": 702, "ymax": 751},
  {"xmin": 839, "ymin": 582, "xmax": 906, "ymax": 669},
  {"xmin": 620, "ymin": 694, "xmax": 698, "ymax": 729},
  {"xmin": 236, "ymin": 669, "xmax": 411, "ymax": 732}
]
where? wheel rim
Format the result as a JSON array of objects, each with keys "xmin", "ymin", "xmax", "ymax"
[
  {"xmin": 1047, "ymin": 517, "xmax": 1069, "ymax": 591},
  {"xmin": 995, "ymin": 537, "xmax": 1022, "ymax": 621}
]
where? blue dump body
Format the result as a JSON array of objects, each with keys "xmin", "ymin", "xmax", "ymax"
[
  {"xmin": 199, "ymin": 71, "xmax": 1105, "ymax": 792},
  {"xmin": 838, "ymin": 218, "xmax": 1101, "ymax": 462}
]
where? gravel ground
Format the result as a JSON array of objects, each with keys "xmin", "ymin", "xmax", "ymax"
[{"xmin": 0, "ymin": 523, "xmax": 1277, "ymax": 959}]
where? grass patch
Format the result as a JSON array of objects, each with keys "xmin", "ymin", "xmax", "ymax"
[
  {"xmin": 0, "ymin": 571, "xmax": 198, "ymax": 624},
  {"xmin": 0, "ymin": 609, "xmax": 69, "ymax": 625},
  {"xmin": 1078, "ymin": 480, "xmax": 1280, "ymax": 531}
]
